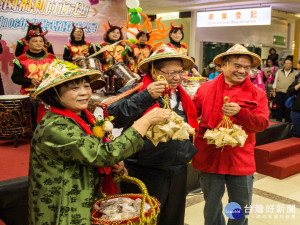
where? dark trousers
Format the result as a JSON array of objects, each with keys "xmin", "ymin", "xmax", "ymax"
[
  {"xmin": 291, "ymin": 110, "xmax": 300, "ymax": 137},
  {"xmin": 275, "ymin": 92, "xmax": 291, "ymax": 122},
  {"xmin": 121, "ymin": 165, "xmax": 187, "ymax": 225},
  {"xmin": 199, "ymin": 172, "xmax": 254, "ymax": 225}
]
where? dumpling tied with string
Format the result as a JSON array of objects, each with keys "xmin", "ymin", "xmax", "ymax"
[
  {"xmin": 146, "ymin": 111, "xmax": 195, "ymax": 147},
  {"xmin": 203, "ymin": 124, "xmax": 248, "ymax": 148}
]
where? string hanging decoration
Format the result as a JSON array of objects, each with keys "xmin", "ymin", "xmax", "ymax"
[{"xmin": 203, "ymin": 97, "xmax": 248, "ymax": 149}]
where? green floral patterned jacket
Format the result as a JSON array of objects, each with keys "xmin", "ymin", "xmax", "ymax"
[{"xmin": 28, "ymin": 111, "xmax": 144, "ymax": 225}]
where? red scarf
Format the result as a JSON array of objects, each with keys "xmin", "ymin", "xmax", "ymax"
[
  {"xmin": 200, "ymin": 73, "xmax": 256, "ymax": 129},
  {"xmin": 139, "ymin": 74, "xmax": 198, "ymax": 130},
  {"xmin": 50, "ymin": 107, "xmax": 118, "ymax": 195}
]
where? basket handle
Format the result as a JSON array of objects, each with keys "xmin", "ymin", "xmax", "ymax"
[{"xmin": 102, "ymin": 174, "xmax": 156, "ymax": 220}]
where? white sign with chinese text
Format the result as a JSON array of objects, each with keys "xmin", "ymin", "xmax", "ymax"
[
  {"xmin": 157, "ymin": 12, "xmax": 180, "ymax": 21},
  {"xmin": 197, "ymin": 7, "xmax": 271, "ymax": 27}
]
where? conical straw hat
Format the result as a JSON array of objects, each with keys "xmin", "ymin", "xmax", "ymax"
[
  {"xmin": 213, "ymin": 44, "xmax": 261, "ymax": 68},
  {"xmin": 138, "ymin": 44, "xmax": 194, "ymax": 74},
  {"xmin": 33, "ymin": 59, "xmax": 102, "ymax": 98}
]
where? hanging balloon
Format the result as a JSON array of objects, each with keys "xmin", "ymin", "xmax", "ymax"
[
  {"xmin": 130, "ymin": 12, "xmax": 141, "ymax": 24},
  {"xmin": 126, "ymin": 0, "xmax": 140, "ymax": 9},
  {"xmin": 127, "ymin": 27, "xmax": 138, "ymax": 40}
]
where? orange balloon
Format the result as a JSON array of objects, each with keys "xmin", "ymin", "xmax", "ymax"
[
  {"xmin": 152, "ymin": 42, "xmax": 164, "ymax": 51},
  {"xmin": 182, "ymin": 42, "xmax": 188, "ymax": 48},
  {"xmin": 103, "ymin": 24, "xmax": 108, "ymax": 31}
]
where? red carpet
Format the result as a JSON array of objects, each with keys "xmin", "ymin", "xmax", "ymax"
[
  {"xmin": 0, "ymin": 139, "xmax": 31, "ymax": 181},
  {"xmin": 255, "ymin": 137, "xmax": 300, "ymax": 179}
]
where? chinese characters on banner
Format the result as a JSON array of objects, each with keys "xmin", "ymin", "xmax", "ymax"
[
  {"xmin": 197, "ymin": 7, "xmax": 271, "ymax": 27},
  {"xmin": 0, "ymin": 0, "xmax": 126, "ymax": 94}
]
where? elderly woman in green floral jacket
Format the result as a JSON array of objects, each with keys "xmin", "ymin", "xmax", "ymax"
[{"xmin": 28, "ymin": 60, "xmax": 170, "ymax": 225}]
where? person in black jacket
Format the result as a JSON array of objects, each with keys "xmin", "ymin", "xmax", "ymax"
[
  {"xmin": 267, "ymin": 48, "xmax": 279, "ymax": 66},
  {"xmin": 287, "ymin": 73, "xmax": 300, "ymax": 137},
  {"xmin": 108, "ymin": 45, "xmax": 198, "ymax": 225}
]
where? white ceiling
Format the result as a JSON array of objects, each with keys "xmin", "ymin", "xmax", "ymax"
[{"xmin": 141, "ymin": 0, "xmax": 300, "ymax": 15}]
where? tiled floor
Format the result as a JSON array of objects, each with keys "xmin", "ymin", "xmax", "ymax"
[{"xmin": 184, "ymin": 173, "xmax": 300, "ymax": 225}]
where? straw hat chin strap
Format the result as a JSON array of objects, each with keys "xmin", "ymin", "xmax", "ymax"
[
  {"xmin": 227, "ymin": 60, "xmax": 230, "ymax": 76},
  {"xmin": 54, "ymin": 87, "xmax": 66, "ymax": 108}
]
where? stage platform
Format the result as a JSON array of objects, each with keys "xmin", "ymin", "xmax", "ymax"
[{"xmin": 255, "ymin": 121, "xmax": 293, "ymax": 146}]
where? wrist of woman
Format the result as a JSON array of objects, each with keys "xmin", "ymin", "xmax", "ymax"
[{"xmin": 131, "ymin": 118, "xmax": 151, "ymax": 136}]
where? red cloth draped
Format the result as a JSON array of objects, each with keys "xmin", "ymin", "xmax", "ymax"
[
  {"xmin": 198, "ymin": 73, "xmax": 256, "ymax": 129},
  {"xmin": 37, "ymin": 104, "xmax": 46, "ymax": 124},
  {"xmin": 50, "ymin": 107, "xmax": 118, "ymax": 195},
  {"xmin": 138, "ymin": 74, "xmax": 198, "ymax": 130}
]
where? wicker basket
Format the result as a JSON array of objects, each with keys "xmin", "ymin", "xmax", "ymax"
[{"xmin": 91, "ymin": 175, "xmax": 160, "ymax": 225}]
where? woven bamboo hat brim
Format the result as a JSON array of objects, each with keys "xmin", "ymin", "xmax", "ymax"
[
  {"xmin": 213, "ymin": 44, "xmax": 261, "ymax": 68},
  {"xmin": 33, "ymin": 59, "xmax": 102, "ymax": 98},
  {"xmin": 138, "ymin": 44, "xmax": 194, "ymax": 74}
]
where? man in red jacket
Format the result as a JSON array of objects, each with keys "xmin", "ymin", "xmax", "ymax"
[{"xmin": 192, "ymin": 44, "xmax": 269, "ymax": 225}]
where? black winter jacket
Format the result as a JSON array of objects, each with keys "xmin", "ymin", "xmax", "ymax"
[
  {"xmin": 107, "ymin": 84, "xmax": 198, "ymax": 174},
  {"xmin": 287, "ymin": 73, "xmax": 300, "ymax": 113}
]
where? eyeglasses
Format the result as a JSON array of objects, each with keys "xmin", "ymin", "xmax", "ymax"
[{"xmin": 156, "ymin": 69, "xmax": 186, "ymax": 78}]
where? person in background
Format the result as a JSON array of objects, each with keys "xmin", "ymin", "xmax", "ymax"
[
  {"xmin": 188, "ymin": 57, "xmax": 201, "ymax": 77},
  {"xmin": 28, "ymin": 65, "xmax": 170, "ymax": 224},
  {"xmin": 11, "ymin": 30, "xmax": 56, "ymax": 128},
  {"xmin": 264, "ymin": 59, "xmax": 278, "ymax": 98},
  {"xmin": 297, "ymin": 60, "xmax": 300, "ymax": 71},
  {"xmin": 201, "ymin": 59, "xmax": 216, "ymax": 78},
  {"xmin": 63, "ymin": 23, "xmax": 95, "ymax": 62},
  {"xmin": 208, "ymin": 64, "xmax": 222, "ymax": 80},
  {"xmin": 192, "ymin": 44, "xmax": 269, "ymax": 225},
  {"xmin": 267, "ymin": 48, "xmax": 278, "ymax": 66},
  {"xmin": 108, "ymin": 45, "xmax": 198, "ymax": 225},
  {"xmin": 15, "ymin": 20, "xmax": 54, "ymax": 57},
  {"xmin": 273, "ymin": 58, "xmax": 298, "ymax": 122},
  {"xmin": 95, "ymin": 22, "xmax": 126, "ymax": 93},
  {"xmin": 265, "ymin": 59, "xmax": 278, "ymax": 83},
  {"xmin": 127, "ymin": 31, "xmax": 152, "ymax": 75},
  {"xmin": 11, "ymin": 30, "xmax": 55, "ymax": 95},
  {"xmin": 287, "ymin": 73, "xmax": 300, "ymax": 137},
  {"xmin": 249, "ymin": 66, "xmax": 266, "ymax": 91},
  {"xmin": 166, "ymin": 24, "xmax": 187, "ymax": 56},
  {"xmin": 95, "ymin": 22, "xmax": 126, "ymax": 72}
]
